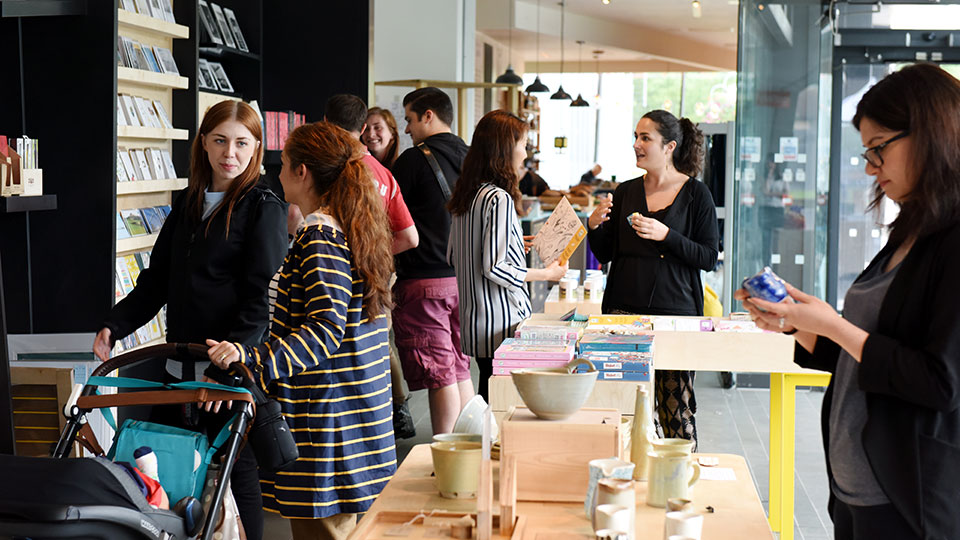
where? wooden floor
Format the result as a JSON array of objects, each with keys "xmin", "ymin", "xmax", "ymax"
[{"xmin": 264, "ymin": 370, "xmax": 832, "ymax": 540}]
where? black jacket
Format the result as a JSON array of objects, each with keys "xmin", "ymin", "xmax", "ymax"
[
  {"xmin": 391, "ymin": 132, "xmax": 469, "ymax": 280},
  {"xmin": 104, "ymin": 184, "xmax": 288, "ymax": 348},
  {"xmin": 588, "ymin": 177, "xmax": 719, "ymax": 316},
  {"xmin": 795, "ymin": 221, "xmax": 960, "ymax": 539}
]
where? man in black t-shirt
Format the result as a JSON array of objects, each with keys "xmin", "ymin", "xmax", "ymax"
[{"xmin": 390, "ymin": 87, "xmax": 475, "ymax": 434}]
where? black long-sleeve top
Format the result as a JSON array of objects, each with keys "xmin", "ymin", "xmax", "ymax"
[
  {"xmin": 103, "ymin": 184, "xmax": 288, "ymax": 348},
  {"xmin": 794, "ymin": 221, "xmax": 960, "ymax": 538},
  {"xmin": 587, "ymin": 176, "xmax": 719, "ymax": 316}
]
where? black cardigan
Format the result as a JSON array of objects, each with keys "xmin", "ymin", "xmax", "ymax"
[
  {"xmin": 104, "ymin": 184, "xmax": 288, "ymax": 349},
  {"xmin": 587, "ymin": 176, "xmax": 719, "ymax": 316},
  {"xmin": 795, "ymin": 221, "xmax": 960, "ymax": 539}
]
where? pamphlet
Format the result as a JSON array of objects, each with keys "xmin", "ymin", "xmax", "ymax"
[{"xmin": 532, "ymin": 196, "xmax": 586, "ymax": 266}]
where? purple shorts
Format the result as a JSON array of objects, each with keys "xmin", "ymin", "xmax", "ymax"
[{"xmin": 391, "ymin": 277, "xmax": 472, "ymax": 391}]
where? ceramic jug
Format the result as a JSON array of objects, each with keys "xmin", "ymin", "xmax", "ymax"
[
  {"xmin": 630, "ymin": 386, "xmax": 655, "ymax": 481},
  {"xmin": 596, "ymin": 479, "xmax": 635, "ymax": 540},
  {"xmin": 646, "ymin": 451, "xmax": 701, "ymax": 507},
  {"xmin": 593, "ymin": 504, "xmax": 631, "ymax": 534},
  {"xmin": 585, "ymin": 457, "xmax": 635, "ymax": 519}
]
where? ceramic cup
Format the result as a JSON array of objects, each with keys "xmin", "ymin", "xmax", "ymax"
[
  {"xmin": 585, "ymin": 457, "xmax": 635, "ymax": 519},
  {"xmin": 646, "ymin": 451, "xmax": 700, "ymax": 508},
  {"xmin": 596, "ymin": 479, "xmax": 635, "ymax": 540},
  {"xmin": 663, "ymin": 511, "xmax": 703, "ymax": 540},
  {"xmin": 651, "ymin": 438, "xmax": 695, "ymax": 456},
  {"xmin": 432, "ymin": 433, "xmax": 482, "ymax": 444},
  {"xmin": 595, "ymin": 530, "xmax": 629, "ymax": 540},
  {"xmin": 666, "ymin": 498, "xmax": 694, "ymax": 512},
  {"xmin": 593, "ymin": 504, "xmax": 631, "ymax": 534},
  {"xmin": 430, "ymin": 441, "xmax": 482, "ymax": 499}
]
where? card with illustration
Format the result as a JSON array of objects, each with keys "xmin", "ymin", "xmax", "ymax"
[{"xmin": 532, "ymin": 196, "xmax": 587, "ymax": 266}]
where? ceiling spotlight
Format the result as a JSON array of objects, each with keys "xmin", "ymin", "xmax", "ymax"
[
  {"xmin": 692, "ymin": 0, "xmax": 702, "ymax": 18},
  {"xmin": 601, "ymin": 0, "xmax": 611, "ymax": 4}
]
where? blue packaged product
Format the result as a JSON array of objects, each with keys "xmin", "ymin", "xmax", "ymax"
[{"xmin": 742, "ymin": 266, "xmax": 788, "ymax": 303}]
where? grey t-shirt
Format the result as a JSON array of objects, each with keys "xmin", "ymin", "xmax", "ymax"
[{"xmin": 829, "ymin": 254, "xmax": 899, "ymax": 506}]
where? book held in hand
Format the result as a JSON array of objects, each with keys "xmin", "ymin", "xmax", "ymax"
[{"xmin": 532, "ymin": 196, "xmax": 587, "ymax": 266}]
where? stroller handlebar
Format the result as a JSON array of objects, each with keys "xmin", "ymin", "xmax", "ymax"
[{"xmin": 88, "ymin": 343, "xmax": 210, "ymax": 389}]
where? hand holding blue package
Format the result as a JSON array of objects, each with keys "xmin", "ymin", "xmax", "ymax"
[{"xmin": 741, "ymin": 266, "xmax": 788, "ymax": 304}]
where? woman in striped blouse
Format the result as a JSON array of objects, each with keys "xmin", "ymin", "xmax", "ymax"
[
  {"xmin": 207, "ymin": 122, "xmax": 395, "ymax": 540},
  {"xmin": 447, "ymin": 110, "xmax": 568, "ymax": 401}
]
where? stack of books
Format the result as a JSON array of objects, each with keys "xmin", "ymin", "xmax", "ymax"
[
  {"xmin": 492, "ymin": 337, "xmax": 576, "ymax": 375},
  {"xmin": 577, "ymin": 334, "xmax": 654, "ymax": 382}
]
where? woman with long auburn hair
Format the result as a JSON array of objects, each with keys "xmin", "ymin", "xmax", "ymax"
[
  {"xmin": 737, "ymin": 64, "xmax": 960, "ymax": 539},
  {"xmin": 207, "ymin": 122, "xmax": 395, "ymax": 539},
  {"xmin": 94, "ymin": 100, "xmax": 288, "ymax": 540},
  {"xmin": 361, "ymin": 106, "xmax": 400, "ymax": 168},
  {"xmin": 447, "ymin": 110, "xmax": 567, "ymax": 402}
]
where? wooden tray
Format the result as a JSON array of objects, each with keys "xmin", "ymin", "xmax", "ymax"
[{"xmin": 351, "ymin": 510, "xmax": 526, "ymax": 540}]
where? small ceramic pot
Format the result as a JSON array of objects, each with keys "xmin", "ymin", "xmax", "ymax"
[
  {"xmin": 666, "ymin": 498, "xmax": 693, "ymax": 512},
  {"xmin": 430, "ymin": 441, "xmax": 482, "ymax": 499},
  {"xmin": 432, "ymin": 433, "xmax": 482, "ymax": 444},
  {"xmin": 663, "ymin": 511, "xmax": 703, "ymax": 540}
]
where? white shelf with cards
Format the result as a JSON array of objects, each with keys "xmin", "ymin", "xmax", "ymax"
[
  {"xmin": 117, "ymin": 66, "xmax": 189, "ymax": 90},
  {"xmin": 118, "ymin": 8, "xmax": 189, "ymax": 39},
  {"xmin": 117, "ymin": 233, "xmax": 160, "ymax": 256},
  {"xmin": 117, "ymin": 125, "xmax": 189, "ymax": 140},
  {"xmin": 124, "ymin": 336, "xmax": 166, "ymax": 353},
  {"xmin": 116, "ymin": 178, "xmax": 188, "ymax": 195}
]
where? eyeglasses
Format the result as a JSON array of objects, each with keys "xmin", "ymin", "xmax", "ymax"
[{"xmin": 861, "ymin": 131, "xmax": 909, "ymax": 168}]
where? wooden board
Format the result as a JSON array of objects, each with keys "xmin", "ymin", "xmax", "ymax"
[{"xmin": 350, "ymin": 510, "xmax": 525, "ymax": 540}]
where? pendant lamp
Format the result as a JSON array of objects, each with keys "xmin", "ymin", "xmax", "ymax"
[
  {"xmin": 550, "ymin": 0, "xmax": 572, "ymax": 100},
  {"xmin": 570, "ymin": 40, "xmax": 590, "ymax": 107},
  {"xmin": 525, "ymin": 0, "xmax": 550, "ymax": 93},
  {"xmin": 495, "ymin": 0, "xmax": 524, "ymax": 84}
]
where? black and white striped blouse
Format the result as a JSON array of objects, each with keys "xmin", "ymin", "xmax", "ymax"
[{"xmin": 447, "ymin": 183, "xmax": 532, "ymax": 357}]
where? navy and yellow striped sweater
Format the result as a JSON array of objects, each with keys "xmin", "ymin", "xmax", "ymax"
[{"xmin": 237, "ymin": 217, "xmax": 396, "ymax": 518}]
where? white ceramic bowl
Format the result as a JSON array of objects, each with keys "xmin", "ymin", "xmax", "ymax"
[
  {"xmin": 452, "ymin": 394, "xmax": 498, "ymax": 441},
  {"xmin": 511, "ymin": 358, "xmax": 598, "ymax": 420}
]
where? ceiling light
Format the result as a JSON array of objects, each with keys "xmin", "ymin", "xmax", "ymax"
[
  {"xmin": 551, "ymin": 1, "xmax": 572, "ymax": 100},
  {"xmin": 570, "ymin": 40, "xmax": 589, "ymax": 107},
  {"xmin": 495, "ymin": 0, "xmax": 523, "ymax": 85},
  {"xmin": 692, "ymin": 0, "xmax": 702, "ymax": 18},
  {"xmin": 601, "ymin": 0, "xmax": 611, "ymax": 4},
  {"xmin": 526, "ymin": 0, "xmax": 551, "ymax": 93}
]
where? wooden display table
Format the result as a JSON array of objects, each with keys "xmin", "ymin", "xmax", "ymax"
[
  {"xmin": 489, "ymin": 325, "xmax": 830, "ymax": 540},
  {"xmin": 350, "ymin": 445, "xmax": 773, "ymax": 540}
]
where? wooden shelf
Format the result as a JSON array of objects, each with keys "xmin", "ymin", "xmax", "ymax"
[
  {"xmin": 118, "ymin": 125, "xmax": 189, "ymax": 140},
  {"xmin": 117, "ymin": 233, "xmax": 158, "ymax": 255},
  {"xmin": 117, "ymin": 178, "xmax": 187, "ymax": 195},
  {"xmin": 118, "ymin": 66, "xmax": 189, "ymax": 90},
  {"xmin": 199, "ymin": 45, "xmax": 260, "ymax": 61},
  {"xmin": 0, "ymin": 194, "xmax": 57, "ymax": 213},
  {"xmin": 117, "ymin": 8, "xmax": 188, "ymax": 39}
]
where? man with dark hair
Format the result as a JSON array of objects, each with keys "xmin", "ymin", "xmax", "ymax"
[
  {"xmin": 391, "ymin": 87, "xmax": 474, "ymax": 435},
  {"xmin": 323, "ymin": 93, "xmax": 420, "ymax": 439}
]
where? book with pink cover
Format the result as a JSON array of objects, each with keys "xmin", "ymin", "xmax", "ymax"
[
  {"xmin": 492, "ymin": 359, "xmax": 572, "ymax": 368},
  {"xmin": 493, "ymin": 338, "xmax": 575, "ymax": 361}
]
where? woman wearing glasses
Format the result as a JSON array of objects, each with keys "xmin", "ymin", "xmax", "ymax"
[{"xmin": 736, "ymin": 63, "xmax": 960, "ymax": 540}]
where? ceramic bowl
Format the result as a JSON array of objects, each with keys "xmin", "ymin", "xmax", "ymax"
[
  {"xmin": 452, "ymin": 394, "xmax": 498, "ymax": 441},
  {"xmin": 432, "ymin": 433, "xmax": 483, "ymax": 444},
  {"xmin": 511, "ymin": 358, "xmax": 597, "ymax": 420}
]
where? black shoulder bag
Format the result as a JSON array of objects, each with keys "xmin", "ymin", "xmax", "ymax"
[{"xmin": 417, "ymin": 142, "xmax": 452, "ymax": 201}]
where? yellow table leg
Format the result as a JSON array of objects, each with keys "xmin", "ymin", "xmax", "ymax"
[{"xmin": 769, "ymin": 373, "xmax": 784, "ymax": 534}]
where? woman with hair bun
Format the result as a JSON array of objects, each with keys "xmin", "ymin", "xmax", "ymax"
[
  {"xmin": 587, "ymin": 109, "xmax": 719, "ymax": 449},
  {"xmin": 206, "ymin": 122, "xmax": 396, "ymax": 539}
]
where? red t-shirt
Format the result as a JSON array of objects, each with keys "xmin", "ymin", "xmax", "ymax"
[{"xmin": 362, "ymin": 153, "xmax": 415, "ymax": 234}]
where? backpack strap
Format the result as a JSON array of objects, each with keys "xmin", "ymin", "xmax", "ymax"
[{"xmin": 417, "ymin": 142, "xmax": 452, "ymax": 202}]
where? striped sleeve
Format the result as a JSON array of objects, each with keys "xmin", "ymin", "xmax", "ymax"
[
  {"xmin": 481, "ymin": 189, "xmax": 527, "ymax": 288},
  {"xmin": 239, "ymin": 234, "xmax": 351, "ymax": 385}
]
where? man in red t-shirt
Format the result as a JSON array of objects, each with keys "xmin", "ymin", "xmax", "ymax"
[
  {"xmin": 324, "ymin": 94, "xmax": 419, "ymax": 440},
  {"xmin": 324, "ymin": 95, "xmax": 418, "ymax": 254}
]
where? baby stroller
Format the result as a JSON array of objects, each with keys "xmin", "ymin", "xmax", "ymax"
[{"xmin": 0, "ymin": 343, "xmax": 256, "ymax": 540}]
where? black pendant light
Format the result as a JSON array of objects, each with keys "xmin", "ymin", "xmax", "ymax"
[
  {"xmin": 570, "ymin": 40, "xmax": 590, "ymax": 107},
  {"xmin": 551, "ymin": 1, "xmax": 572, "ymax": 100},
  {"xmin": 525, "ymin": 0, "xmax": 550, "ymax": 93},
  {"xmin": 495, "ymin": 0, "xmax": 524, "ymax": 84}
]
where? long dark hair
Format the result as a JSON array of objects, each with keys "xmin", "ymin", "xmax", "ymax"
[
  {"xmin": 642, "ymin": 109, "xmax": 705, "ymax": 177},
  {"xmin": 449, "ymin": 110, "xmax": 527, "ymax": 216},
  {"xmin": 186, "ymin": 100, "xmax": 264, "ymax": 236},
  {"xmin": 853, "ymin": 63, "xmax": 960, "ymax": 243},
  {"xmin": 283, "ymin": 122, "xmax": 394, "ymax": 318}
]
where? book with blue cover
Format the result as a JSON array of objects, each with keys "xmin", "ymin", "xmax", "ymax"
[{"xmin": 578, "ymin": 333, "xmax": 654, "ymax": 352}]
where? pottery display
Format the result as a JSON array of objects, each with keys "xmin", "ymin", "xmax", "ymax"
[
  {"xmin": 666, "ymin": 497, "xmax": 694, "ymax": 512},
  {"xmin": 430, "ymin": 441, "xmax": 482, "ymax": 499},
  {"xmin": 452, "ymin": 395, "xmax": 498, "ymax": 440},
  {"xmin": 592, "ymin": 504, "xmax": 631, "ymax": 535},
  {"xmin": 663, "ymin": 511, "xmax": 703, "ymax": 540},
  {"xmin": 646, "ymin": 451, "xmax": 701, "ymax": 507},
  {"xmin": 584, "ymin": 458, "xmax": 635, "ymax": 519},
  {"xmin": 596, "ymin": 478, "xmax": 635, "ymax": 540},
  {"xmin": 511, "ymin": 358, "xmax": 598, "ymax": 420},
  {"xmin": 630, "ymin": 386, "xmax": 656, "ymax": 481}
]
